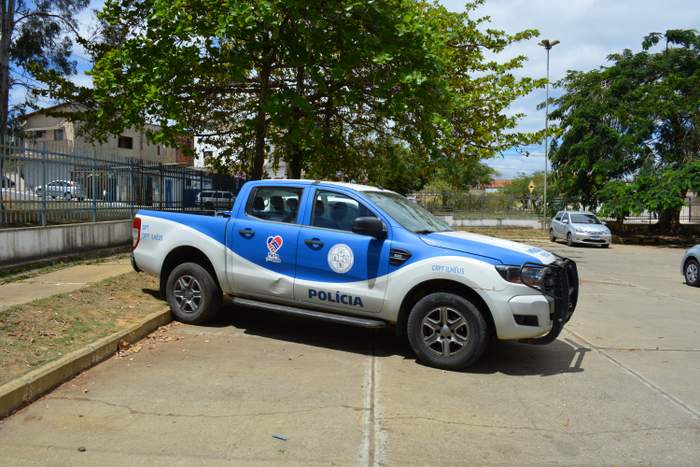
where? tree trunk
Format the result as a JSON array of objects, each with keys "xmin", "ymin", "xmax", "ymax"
[
  {"xmin": 655, "ymin": 207, "xmax": 681, "ymax": 233},
  {"xmin": 0, "ymin": 0, "xmax": 15, "ymax": 134},
  {"xmin": 251, "ymin": 60, "xmax": 272, "ymax": 180},
  {"xmin": 287, "ymin": 65, "xmax": 305, "ymax": 179}
]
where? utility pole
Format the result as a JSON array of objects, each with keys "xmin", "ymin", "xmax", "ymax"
[{"xmin": 538, "ymin": 39, "xmax": 559, "ymax": 231}]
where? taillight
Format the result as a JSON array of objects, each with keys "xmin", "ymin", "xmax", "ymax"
[{"xmin": 132, "ymin": 217, "xmax": 142, "ymax": 250}]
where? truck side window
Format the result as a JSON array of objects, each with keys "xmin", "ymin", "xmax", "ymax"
[
  {"xmin": 311, "ymin": 190, "xmax": 375, "ymax": 232},
  {"xmin": 245, "ymin": 186, "xmax": 303, "ymax": 224}
]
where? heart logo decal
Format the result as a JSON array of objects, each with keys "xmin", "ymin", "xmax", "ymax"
[{"xmin": 266, "ymin": 235, "xmax": 283, "ymax": 254}]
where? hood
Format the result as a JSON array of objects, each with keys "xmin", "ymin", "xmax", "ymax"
[
  {"xmin": 421, "ymin": 231, "xmax": 557, "ymax": 265},
  {"xmin": 571, "ymin": 223, "xmax": 609, "ymax": 232}
]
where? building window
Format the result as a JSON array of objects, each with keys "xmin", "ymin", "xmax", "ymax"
[
  {"xmin": 53, "ymin": 129, "xmax": 64, "ymax": 141},
  {"xmin": 118, "ymin": 136, "xmax": 133, "ymax": 149},
  {"xmin": 30, "ymin": 130, "xmax": 46, "ymax": 139},
  {"xmin": 157, "ymin": 145, "xmax": 160, "ymax": 156},
  {"xmin": 203, "ymin": 150, "xmax": 213, "ymax": 159}
]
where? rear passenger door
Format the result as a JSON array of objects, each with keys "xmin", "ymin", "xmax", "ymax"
[
  {"xmin": 227, "ymin": 185, "xmax": 305, "ymax": 303},
  {"xmin": 294, "ymin": 188, "xmax": 391, "ymax": 314}
]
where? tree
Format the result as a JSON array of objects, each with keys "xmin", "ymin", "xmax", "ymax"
[
  {"xmin": 41, "ymin": 0, "xmax": 544, "ymax": 182},
  {"xmin": 550, "ymin": 30, "xmax": 700, "ymax": 230},
  {"xmin": 0, "ymin": 0, "xmax": 89, "ymax": 132}
]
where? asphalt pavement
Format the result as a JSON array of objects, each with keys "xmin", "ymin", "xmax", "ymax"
[{"xmin": 1, "ymin": 242, "xmax": 698, "ymax": 465}]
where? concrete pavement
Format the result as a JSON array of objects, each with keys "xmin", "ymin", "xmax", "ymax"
[
  {"xmin": 0, "ymin": 257, "xmax": 132, "ymax": 312},
  {"xmin": 0, "ymin": 243, "xmax": 698, "ymax": 465}
]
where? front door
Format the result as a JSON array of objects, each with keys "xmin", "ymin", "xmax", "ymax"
[
  {"xmin": 294, "ymin": 188, "xmax": 391, "ymax": 314},
  {"xmin": 227, "ymin": 184, "xmax": 305, "ymax": 303}
]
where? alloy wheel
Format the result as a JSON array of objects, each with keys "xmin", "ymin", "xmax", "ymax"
[
  {"xmin": 686, "ymin": 262, "xmax": 699, "ymax": 284},
  {"xmin": 421, "ymin": 306, "xmax": 469, "ymax": 357},
  {"xmin": 173, "ymin": 274, "xmax": 202, "ymax": 313}
]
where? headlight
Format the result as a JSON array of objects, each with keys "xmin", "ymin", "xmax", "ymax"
[
  {"xmin": 575, "ymin": 227, "xmax": 585, "ymax": 233},
  {"xmin": 495, "ymin": 264, "xmax": 548, "ymax": 291}
]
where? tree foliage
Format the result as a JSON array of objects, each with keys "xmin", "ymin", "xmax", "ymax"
[
  {"xmin": 0, "ymin": 0, "xmax": 89, "ymax": 130},
  {"xmin": 550, "ymin": 29, "xmax": 700, "ymax": 229},
  {"xmin": 41, "ymin": 0, "xmax": 544, "ymax": 181}
]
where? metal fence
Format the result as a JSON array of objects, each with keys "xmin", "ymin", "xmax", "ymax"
[
  {"xmin": 412, "ymin": 191, "xmax": 700, "ymax": 225},
  {"xmin": 0, "ymin": 137, "xmax": 243, "ymax": 227},
  {"xmin": 411, "ymin": 192, "xmax": 547, "ymax": 219}
]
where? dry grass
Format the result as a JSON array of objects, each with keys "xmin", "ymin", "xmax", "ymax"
[{"xmin": 0, "ymin": 272, "xmax": 165, "ymax": 386}]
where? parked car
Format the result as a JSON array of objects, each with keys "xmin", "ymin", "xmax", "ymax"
[
  {"xmin": 35, "ymin": 179, "xmax": 84, "ymax": 201},
  {"xmin": 550, "ymin": 211, "xmax": 612, "ymax": 247},
  {"xmin": 196, "ymin": 190, "xmax": 235, "ymax": 209},
  {"xmin": 682, "ymin": 245, "xmax": 700, "ymax": 287},
  {"xmin": 132, "ymin": 180, "xmax": 579, "ymax": 370}
]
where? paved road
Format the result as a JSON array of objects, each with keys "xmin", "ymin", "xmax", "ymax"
[
  {"xmin": 1, "ymin": 242, "xmax": 698, "ymax": 465},
  {"xmin": 0, "ymin": 258, "xmax": 132, "ymax": 312}
]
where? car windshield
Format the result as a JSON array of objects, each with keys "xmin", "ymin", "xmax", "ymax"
[
  {"xmin": 364, "ymin": 191, "xmax": 450, "ymax": 233},
  {"xmin": 570, "ymin": 213, "xmax": 602, "ymax": 224}
]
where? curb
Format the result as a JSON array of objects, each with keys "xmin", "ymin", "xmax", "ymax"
[{"xmin": 0, "ymin": 308, "xmax": 172, "ymax": 420}]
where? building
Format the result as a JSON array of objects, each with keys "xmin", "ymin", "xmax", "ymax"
[
  {"xmin": 481, "ymin": 179, "xmax": 512, "ymax": 193},
  {"xmin": 19, "ymin": 103, "xmax": 194, "ymax": 166}
]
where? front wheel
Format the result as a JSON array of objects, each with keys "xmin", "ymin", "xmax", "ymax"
[
  {"xmin": 407, "ymin": 292, "xmax": 489, "ymax": 370},
  {"xmin": 566, "ymin": 232, "xmax": 574, "ymax": 247},
  {"xmin": 549, "ymin": 229, "xmax": 556, "ymax": 242},
  {"xmin": 166, "ymin": 262, "xmax": 221, "ymax": 323},
  {"xmin": 685, "ymin": 258, "xmax": 700, "ymax": 287}
]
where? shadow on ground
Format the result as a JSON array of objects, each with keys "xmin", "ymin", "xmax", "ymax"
[{"xmin": 187, "ymin": 299, "xmax": 592, "ymax": 377}]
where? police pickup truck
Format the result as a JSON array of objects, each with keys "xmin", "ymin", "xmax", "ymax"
[{"xmin": 131, "ymin": 180, "xmax": 578, "ymax": 370}]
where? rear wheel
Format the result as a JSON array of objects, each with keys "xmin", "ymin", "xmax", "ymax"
[
  {"xmin": 166, "ymin": 262, "xmax": 221, "ymax": 323},
  {"xmin": 685, "ymin": 258, "xmax": 700, "ymax": 287},
  {"xmin": 407, "ymin": 292, "xmax": 488, "ymax": 370}
]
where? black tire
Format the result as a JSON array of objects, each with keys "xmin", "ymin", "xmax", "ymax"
[
  {"xmin": 601, "ymin": 243, "xmax": 610, "ymax": 249},
  {"xmin": 165, "ymin": 262, "xmax": 221, "ymax": 324},
  {"xmin": 684, "ymin": 258, "xmax": 700, "ymax": 287},
  {"xmin": 63, "ymin": 192, "xmax": 72, "ymax": 201},
  {"xmin": 549, "ymin": 229, "xmax": 556, "ymax": 242},
  {"xmin": 566, "ymin": 232, "xmax": 574, "ymax": 247},
  {"xmin": 406, "ymin": 292, "xmax": 489, "ymax": 370}
]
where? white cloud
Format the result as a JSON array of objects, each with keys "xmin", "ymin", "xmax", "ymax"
[{"xmin": 441, "ymin": 0, "xmax": 700, "ymax": 177}]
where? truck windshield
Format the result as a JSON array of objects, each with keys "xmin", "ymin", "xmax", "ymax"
[{"xmin": 364, "ymin": 191, "xmax": 450, "ymax": 234}]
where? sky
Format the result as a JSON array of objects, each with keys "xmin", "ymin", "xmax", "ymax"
[
  {"xmin": 440, "ymin": 0, "xmax": 700, "ymax": 178},
  {"xmin": 16, "ymin": 0, "xmax": 700, "ymax": 178}
]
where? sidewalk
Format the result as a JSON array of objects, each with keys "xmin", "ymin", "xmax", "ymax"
[{"xmin": 0, "ymin": 257, "xmax": 133, "ymax": 312}]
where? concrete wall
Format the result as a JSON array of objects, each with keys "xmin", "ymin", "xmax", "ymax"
[
  {"xmin": 0, "ymin": 220, "xmax": 131, "ymax": 267},
  {"xmin": 438, "ymin": 215, "xmax": 543, "ymax": 229}
]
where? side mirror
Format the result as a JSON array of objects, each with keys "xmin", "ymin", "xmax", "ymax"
[{"xmin": 352, "ymin": 217, "xmax": 386, "ymax": 239}]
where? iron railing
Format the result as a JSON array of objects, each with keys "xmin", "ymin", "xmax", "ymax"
[
  {"xmin": 0, "ymin": 137, "xmax": 243, "ymax": 227},
  {"xmin": 411, "ymin": 191, "xmax": 700, "ymax": 225}
]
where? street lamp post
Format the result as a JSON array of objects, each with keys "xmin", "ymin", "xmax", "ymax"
[{"xmin": 538, "ymin": 39, "xmax": 559, "ymax": 231}]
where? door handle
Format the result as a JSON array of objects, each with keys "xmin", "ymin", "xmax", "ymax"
[
  {"xmin": 239, "ymin": 228, "xmax": 255, "ymax": 238},
  {"xmin": 304, "ymin": 238, "xmax": 324, "ymax": 248}
]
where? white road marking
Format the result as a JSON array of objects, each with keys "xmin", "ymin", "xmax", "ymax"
[{"xmin": 358, "ymin": 353, "xmax": 374, "ymax": 466}]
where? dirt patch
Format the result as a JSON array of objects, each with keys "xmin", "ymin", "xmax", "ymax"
[{"xmin": 0, "ymin": 272, "xmax": 166, "ymax": 386}]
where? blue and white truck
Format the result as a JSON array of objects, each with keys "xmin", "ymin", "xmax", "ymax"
[{"xmin": 131, "ymin": 180, "xmax": 578, "ymax": 370}]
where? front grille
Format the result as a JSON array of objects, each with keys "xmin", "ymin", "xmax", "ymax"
[
  {"xmin": 550, "ymin": 259, "xmax": 579, "ymax": 323},
  {"xmin": 519, "ymin": 258, "xmax": 579, "ymax": 344}
]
